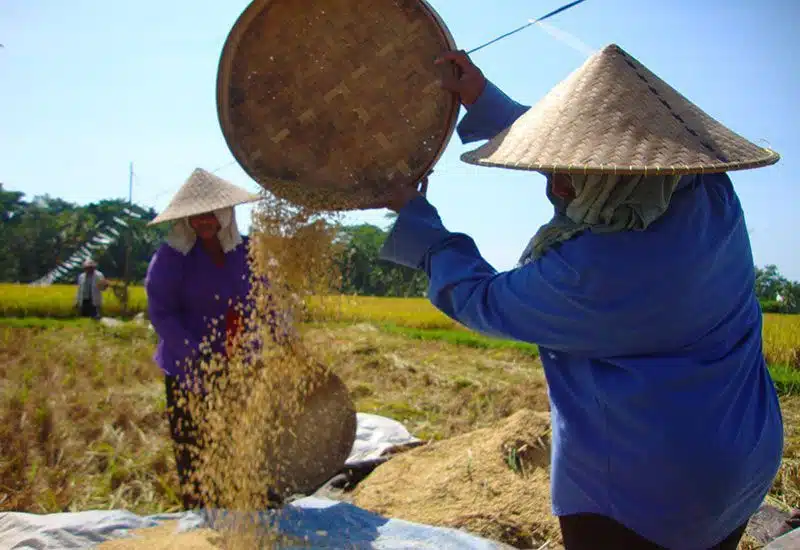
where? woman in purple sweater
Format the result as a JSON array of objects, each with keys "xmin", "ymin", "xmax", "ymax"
[{"xmin": 144, "ymin": 168, "xmax": 263, "ymax": 510}]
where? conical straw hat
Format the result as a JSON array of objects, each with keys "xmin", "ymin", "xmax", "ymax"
[
  {"xmin": 461, "ymin": 44, "xmax": 780, "ymax": 176},
  {"xmin": 149, "ymin": 168, "xmax": 261, "ymax": 225}
]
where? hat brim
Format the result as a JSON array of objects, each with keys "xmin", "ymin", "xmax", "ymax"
[
  {"xmin": 148, "ymin": 194, "xmax": 261, "ymax": 226},
  {"xmin": 460, "ymin": 44, "xmax": 780, "ymax": 176},
  {"xmin": 460, "ymin": 150, "xmax": 781, "ymax": 176}
]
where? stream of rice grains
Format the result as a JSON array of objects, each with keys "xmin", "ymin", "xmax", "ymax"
[{"xmin": 171, "ymin": 192, "xmax": 348, "ymax": 548}]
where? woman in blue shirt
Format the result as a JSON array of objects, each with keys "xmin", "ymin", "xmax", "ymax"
[{"xmin": 379, "ymin": 44, "xmax": 784, "ymax": 549}]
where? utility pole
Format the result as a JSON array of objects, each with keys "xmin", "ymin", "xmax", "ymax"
[{"xmin": 121, "ymin": 162, "xmax": 133, "ymax": 316}]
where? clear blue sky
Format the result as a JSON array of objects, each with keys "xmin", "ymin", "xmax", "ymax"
[{"xmin": 2, "ymin": 0, "xmax": 798, "ymax": 279}]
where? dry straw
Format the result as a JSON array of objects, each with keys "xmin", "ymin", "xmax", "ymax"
[{"xmin": 353, "ymin": 409, "xmax": 561, "ymax": 548}]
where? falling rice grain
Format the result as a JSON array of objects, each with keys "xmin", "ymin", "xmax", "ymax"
[{"xmin": 170, "ymin": 191, "xmax": 349, "ymax": 547}]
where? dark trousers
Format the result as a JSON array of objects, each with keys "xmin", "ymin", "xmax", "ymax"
[
  {"xmin": 80, "ymin": 299, "xmax": 99, "ymax": 319},
  {"xmin": 164, "ymin": 372, "xmax": 285, "ymax": 511},
  {"xmin": 164, "ymin": 375, "xmax": 206, "ymax": 510},
  {"xmin": 559, "ymin": 513, "xmax": 749, "ymax": 550}
]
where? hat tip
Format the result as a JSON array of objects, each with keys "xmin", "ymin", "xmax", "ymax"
[{"xmin": 599, "ymin": 43, "xmax": 624, "ymax": 56}]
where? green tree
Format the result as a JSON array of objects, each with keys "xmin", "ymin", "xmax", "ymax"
[
  {"xmin": 0, "ymin": 184, "xmax": 26, "ymax": 280},
  {"xmin": 755, "ymin": 265, "xmax": 799, "ymax": 314},
  {"xmin": 335, "ymin": 223, "xmax": 427, "ymax": 297},
  {"xmin": 0, "ymin": 185, "xmax": 166, "ymax": 284}
]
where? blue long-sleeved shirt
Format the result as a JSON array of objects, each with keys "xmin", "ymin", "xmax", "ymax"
[{"xmin": 380, "ymin": 81, "xmax": 784, "ymax": 549}]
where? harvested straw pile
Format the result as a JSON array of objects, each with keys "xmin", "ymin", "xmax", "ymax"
[{"xmin": 352, "ymin": 409, "xmax": 561, "ymax": 549}]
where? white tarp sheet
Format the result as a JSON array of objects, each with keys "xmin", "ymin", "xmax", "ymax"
[
  {"xmin": 344, "ymin": 413, "xmax": 420, "ymax": 466},
  {"xmin": 1, "ymin": 415, "xmax": 508, "ymax": 549},
  {"xmin": 0, "ymin": 497, "xmax": 515, "ymax": 549},
  {"xmin": 766, "ymin": 528, "xmax": 800, "ymax": 549}
]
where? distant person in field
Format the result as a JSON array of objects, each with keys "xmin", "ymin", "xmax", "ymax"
[
  {"xmin": 379, "ymin": 45, "xmax": 784, "ymax": 550},
  {"xmin": 74, "ymin": 259, "xmax": 107, "ymax": 319},
  {"xmin": 144, "ymin": 168, "xmax": 271, "ymax": 510}
]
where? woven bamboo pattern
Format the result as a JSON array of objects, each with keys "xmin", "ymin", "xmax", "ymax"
[
  {"xmin": 149, "ymin": 168, "xmax": 261, "ymax": 225},
  {"xmin": 461, "ymin": 44, "xmax": 780, "ymax": 176},
  {"xmin": 217, "ymin": 0, "xmax": 459, "ymax": 211},
  {"xmin": 264, "ymin": 369, "xmax": 357, "ymax": 497}
]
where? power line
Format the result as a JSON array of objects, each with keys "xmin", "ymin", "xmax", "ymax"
[
  {"xmin": 132, "ymin": 158, "xmax": 240, "ymax": 208},
  {"xmin": 466, "ymin": 0, "xmax": 588, "ymax": 55},
  {"xmin": 210, "ymin": 160, "xmax": 238, "ymax": 174}
]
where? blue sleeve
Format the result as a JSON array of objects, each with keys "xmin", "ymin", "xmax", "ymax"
[
  {"xmin": 456, "ymin": 80, "xmax": 530, "ymax": 144},
  {"xmin": 379, "ymin": 197, "xmax": 612, "ymax": 355}
]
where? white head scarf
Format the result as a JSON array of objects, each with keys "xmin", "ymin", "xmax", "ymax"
[
  {"xmin": 518, "ymin": 173, "xmax": 684, "ymax": 266},
  {"xmin": 165, "ymin": 206, "xmax": 244, "ymax": 256}
]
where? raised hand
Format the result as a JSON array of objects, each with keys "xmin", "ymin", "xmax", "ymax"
[{"xmin": 435, "ymin": 50, "xmax": 487, "ymax": 106}]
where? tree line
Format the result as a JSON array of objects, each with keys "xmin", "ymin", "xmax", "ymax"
[
  {"xmin": 1, "ymin": 183, "xmax": 798, "ymax": 311},
  {"xmin": 0, "ymin": 184, "xmax": 427, "ymax": 298},
  {"xmin": 0, "ymin": 184, "xmax": 167, "ymax": 285},
  {"xmin": 755, "ymin": 265, "xmax": 800, "ymax": 314}
]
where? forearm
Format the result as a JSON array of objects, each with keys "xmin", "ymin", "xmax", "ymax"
[
  {"xmin": 149, "ymin": 308, "xmax": 202, "ymax": 363},
  {"xmin": 457, "ymin": 80, "xmax": 530, "ymax": 144},
  {"xmin": 380, "ymin": 196, "xmax": 607, "ymax": 351},
  {"xmin": 379, "ymin": 198, "xmax": 510, "ymax": 339}
]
